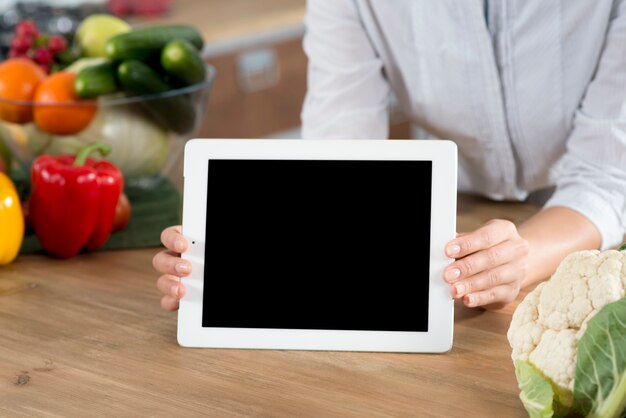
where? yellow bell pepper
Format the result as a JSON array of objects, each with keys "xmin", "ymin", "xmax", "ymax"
[{"xmin": 0, "ymin": 172, "xmax": 23, "ymax": 265}]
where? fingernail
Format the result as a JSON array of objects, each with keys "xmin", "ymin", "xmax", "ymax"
[
  {"xmin": 174, "ymin": 240, "xmax": 185, "ymax": 253},
  {"xmin": 447, "ymin": 244, "xmax": 461, "ymax": 256},
  {"xmin": 455, "ymin": 283, "xmax": 465, "ymax": 296},
  {"xmin": 445, "ymin": 268, "xmax": 461, "ymax": 281},
  {"xmin": 171, "ymin": 285, "xmax": 179, "ymax": 298},
  {"xmin": 175, "ymin": 263, "xmax": 189, "ymax": 274},
  {"xmin": 466, "ymin": 295, "xmax": 475, "ymax": 306}
]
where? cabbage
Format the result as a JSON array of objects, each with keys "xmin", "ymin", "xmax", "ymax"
[{"xmin": 26, "ymin": 105, "xmax": 170, "ymax": 179}]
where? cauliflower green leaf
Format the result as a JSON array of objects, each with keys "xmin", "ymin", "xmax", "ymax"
[
  {"xmin": 573, "ymin": 297, "xmax": 626, "ymax": 418},
  {"xmin": 515, "ymin": 360, "xmax": 568, "ymax": 418}
]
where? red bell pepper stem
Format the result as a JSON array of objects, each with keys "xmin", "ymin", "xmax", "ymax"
[{"xmin": 73, "ymin": 143, "xmax": 112, "ymax": 167}]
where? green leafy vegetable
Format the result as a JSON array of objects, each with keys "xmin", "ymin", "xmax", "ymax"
[
  {"xmin": 515, "ymin": 360, "xmax": 568, "ymax": 418},
  {"xmin": 573, "ymin": 298, "xmax": 626, "ymax": 418}
]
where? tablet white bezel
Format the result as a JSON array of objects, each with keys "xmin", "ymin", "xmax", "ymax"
[{"xmin": 178, "ymin": 139, "xmax": 457, "ymax": 352}]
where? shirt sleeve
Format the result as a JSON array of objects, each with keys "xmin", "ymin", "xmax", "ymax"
[
  {"xmin": 545, "ymin": 0, "xmax": 626, "ymax": 249},
  {"xmin": 301, "ymin": 0, "xmax": 390, "ymax": 139}
]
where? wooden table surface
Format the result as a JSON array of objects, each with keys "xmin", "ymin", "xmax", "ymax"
[{"xmin": 0, "ymin": 195, "xmax": 539, "ymax": 417}]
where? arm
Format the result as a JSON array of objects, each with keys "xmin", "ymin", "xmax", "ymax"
[
  {"xmin": 444, "ymin": 0, "xmax": 626, "ymax": 307},
  {"xmin": 301, "ymin": 0, "xmax": 390, "ymax": 139},
  {"xmin": 518, "ymin": 207, "xmax": 601, "ymax": 287},
  {"xmin": 541, "ymin": 0, "xmax": 626, "ymax": 251}
]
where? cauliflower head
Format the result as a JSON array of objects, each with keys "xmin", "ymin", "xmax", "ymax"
[{"xmin": 507, "ymin": 249, "xmax": 626, "ymax": 393}]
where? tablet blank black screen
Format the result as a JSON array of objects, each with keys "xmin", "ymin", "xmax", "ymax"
[{"xmin": 203, "ymin": 159, "xmax": 431, "ymax": 331}]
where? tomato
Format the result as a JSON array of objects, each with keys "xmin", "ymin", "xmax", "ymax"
[
  {"xmin": 0, "ymin": 58, "xmax": 46, "ymax": 123},
  {"xmin": 33, "ymin": 71, "xmax": 97, "ymax": 135},
  {"xmin": 112, "ymin": 192, "xmax": 131, "ymax": 232}
]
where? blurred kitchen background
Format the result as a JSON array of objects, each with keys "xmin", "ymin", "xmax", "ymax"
[{"xmin": 0, "ymin": 0, "xmax": 411, "ymax": 140}]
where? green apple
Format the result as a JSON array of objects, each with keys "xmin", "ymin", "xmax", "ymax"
[{"xmin": 76, "ymin": 14, "xmax": 130, "ymax": 58}]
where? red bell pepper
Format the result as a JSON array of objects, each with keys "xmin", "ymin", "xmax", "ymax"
[{"xmin": 30, "ymin": 143, "xmax": 123, "ymax": 258}]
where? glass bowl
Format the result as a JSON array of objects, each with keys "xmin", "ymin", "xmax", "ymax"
[{"xmin": 0, "ymin": 64, "xmax": 215, "ymax": 193}]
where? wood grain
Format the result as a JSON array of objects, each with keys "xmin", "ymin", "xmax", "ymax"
[
  {"xmin": 132, "ymin": 0, "xmax": 306, "ymax": 43},
  {"xmin": 0, "ymin": 194, "xmax": 539, "ymax": 417}
]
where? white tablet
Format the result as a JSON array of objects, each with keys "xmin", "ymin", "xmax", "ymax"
[{"xmin": 178, "ymin": 139, "xmax": 457, "ymax": 352}]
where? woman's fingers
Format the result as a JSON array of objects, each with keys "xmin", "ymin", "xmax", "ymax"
[
  {"xmin": 444, "ymin": 219, "xmax": 529, "ymax": 308},
  {"xmin": 160, "ymin": 225, "xmax": 187, "ymax": 253},
  {"xmin": 450, "ymin": 260, "xmax": 527, "ymax": 298},
  {"xmin": 156, "ymin": 225, "xmax": 189, "ymax": 312},
  {"xmin": 444, "ymin": 237, "xmax": 528, "ymax": 283},
  {"xmin": 446, "ymin": 219, "xmax": 517, "ymax": 258},
  {"xmin": 157, "ymin": 275, "xmax": 185, "ymax": 312},
  {"xmin": 152, "ymin": 249, "xmax": 191, "ymax": 276},
  {"xmin": 161, "ymin": 295, "xmax": 180, "ymax": 312},
  {"xmin": 462, "ymin": 284, "xmax": 521, "ymax": 308},
  {"xmin": 156, "ymin": 274, "xmax": 185, "ymax": 297}
]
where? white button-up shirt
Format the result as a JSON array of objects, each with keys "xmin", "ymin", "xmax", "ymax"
[{"xmin": 301, "ymin": 0, "xmax": 626, "ymax": 249}]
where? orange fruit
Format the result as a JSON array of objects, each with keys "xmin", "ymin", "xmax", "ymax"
[
  {"xmin": 33, "ymin": 71, "xmax": 97, "ymax": 135},
  {"xmin": 0, "ymin": 58, "xmax": 46, "ymax": 123}
]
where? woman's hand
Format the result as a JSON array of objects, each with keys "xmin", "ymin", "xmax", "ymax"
[
  {"xmin": 444, "ymin": 219, "xmax": 529, "ymax": 308},
  {"xmin": 153, "ymin": 225, "xmax": 190, "ymax": 311}
]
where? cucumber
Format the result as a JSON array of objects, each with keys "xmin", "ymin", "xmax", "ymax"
[
  {"xmin": 66, "ymin": 57, "xmax": 109, "ymax": 74},
  {"xmin": 75, "ymin": 61, "xmax": 119, "ymax": 98},
  {"xmin": 117, "ymin": 60, "xmax": 196, "ymax": 134},
  {"xmin": 106, "ymin": 25, "xmax": 203, "ymax": 61},
  {"xmin": 161, "ymin": 39, "xmax": 205, "ymax": 86},
  {"xmin": 118, "ymin": 59, "xmax": 169, "ymax": 93}
]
